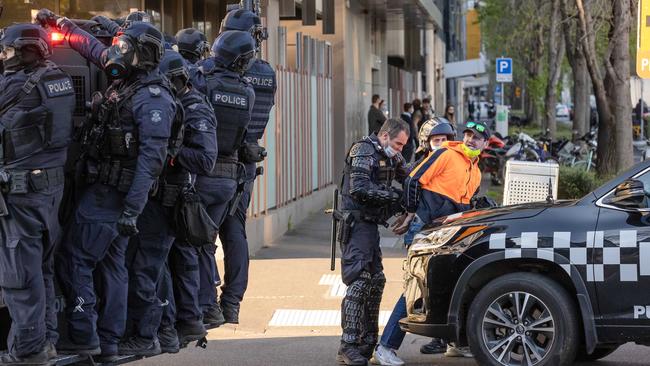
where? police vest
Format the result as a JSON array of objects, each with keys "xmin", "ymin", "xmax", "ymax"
[
  {"xmin": 243, "ymin": 59, "xmax": 276, "ymax": 142},
  {"xmin": 204, "ymin": 68, "xmax": 253, "ymax": 158},
  {"xmin": 91, "ymin": 75, "xmax": 175, "ymax": 170},
  {"xmin": 0, "ymin": 63, "xmax": 75, "ymax": 167}
]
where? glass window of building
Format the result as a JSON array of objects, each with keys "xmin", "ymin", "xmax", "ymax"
[
  {"xmin": 0, "ymin": 0, "xmax": 55, "ymax": 28},
  {"xmin": 59, "ymin": 0, "xmax": 142, "ymax": 20}
]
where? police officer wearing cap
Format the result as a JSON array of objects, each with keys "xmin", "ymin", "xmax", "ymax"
[
  {"xmin": 120, "ymin": 50, "xmax": 217, "ymax": 356},
  {"xmin": 0, "ymin": 23, "xmax": 75, "ymax": 366},
  {"xmin": 191, "ymin": 30, "xmax": 256, "ymax": 327},
  {"xmin": 35, "ymin": 9, "xmax": 176, "ymax": 361},
  {"xmin": 216, "ymin": 8, "xmax": 277, "ymax": 324}
]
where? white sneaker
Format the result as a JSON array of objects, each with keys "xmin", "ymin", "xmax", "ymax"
[
  {"xmin": 444, "ymin": 344, "xmax": 473, "ymax": 358},
  {"xmin": 370, "ymin": 344, "xmax": 405, "ymax": 366}
]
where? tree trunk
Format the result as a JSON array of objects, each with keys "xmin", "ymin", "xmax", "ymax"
[
  {"xmin": 576, "ymin": 0, "xmax": 616, "ymax": 176},
  {"xmin": 607, "ymin": 0, "xmax": 633, "ymax": 171},
  {"xmin": 573, "ymin": 62, "xmax": 590, "ymax": 138},
  {"xmin": 544, "ymin": 0, "xmax": 565, "ymax": 139}
]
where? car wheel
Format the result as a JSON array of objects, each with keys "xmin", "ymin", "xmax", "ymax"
[
  {"xmin": 466, "ymin": 272, "xmax": 578, "ymax": 366},
  {"xmin": 574, "ymin": 344, "xmax": 620, "ymax": 362}
]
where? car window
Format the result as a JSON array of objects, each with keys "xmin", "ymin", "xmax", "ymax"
[{"xmin": 635, "ymin": 170, "xmax": 650, "ymax": 195}]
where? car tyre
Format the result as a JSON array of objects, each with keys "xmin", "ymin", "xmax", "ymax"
[{"xmin": 466, "ymin": 272, "xmax": 578, "ymax": 366}]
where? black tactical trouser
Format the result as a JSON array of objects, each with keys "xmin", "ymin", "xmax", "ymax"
[
  {"xmin": 340, "ymin": 221, "xmax": 386, "ymax": 345},
  {"xmin": 0, "ymin": 184, "xmax": 63, "ymax": 357}
]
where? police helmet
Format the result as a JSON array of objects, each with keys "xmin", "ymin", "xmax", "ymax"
[
  {"xmin": 220, "ymin": 9, "xmax": 267, "ymax": 48},
  {"xmin": 0, "ymin": 24, "xmax": 52, "ymax": 72},
  {"xmin": 159, "ymin": 50, "xmax": 189, "ymax": 92},
  {"xmin": 119, "ymin": 21, "xmax": 164, "ymax": 69},
  {"xmin": 211, "ymin": 30, "xmax": 256, "ymax": 73},
  {"xmin": 125, "ymin": 11, "xmax": 151, "ymax": 25},
  {"xmin": 428, "ymin": 121, "xmax": 456, "ymax": 140},
  {"xmin": 175, "ymin": 28, "xmax": 210, "ymax": 62}
]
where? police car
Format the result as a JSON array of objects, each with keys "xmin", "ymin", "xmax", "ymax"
[{"xmin": 399, "ymin": 160, "xmax": 650, "ymax": 365}]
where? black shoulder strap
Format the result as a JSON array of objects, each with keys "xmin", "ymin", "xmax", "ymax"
[{"xmin": 0, "ymin": 63, "xmax": 51, "ymax": 115}]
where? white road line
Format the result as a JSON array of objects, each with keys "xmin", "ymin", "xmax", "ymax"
[{"xmin": 269, "ymin": 309, "xmax": 392, "ymax": 327}]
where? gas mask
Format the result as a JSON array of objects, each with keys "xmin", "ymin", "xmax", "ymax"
[{"xmin": 104, "ymin": 36, "xmax": 137, "ymax": 79}]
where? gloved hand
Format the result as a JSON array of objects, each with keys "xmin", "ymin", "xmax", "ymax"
[
  {"xmin": 35, "ymin": 8, "xmax": 60, "ymax": 28},
  {"xmin": 117, "ymin": 209, "xmax": 139, "ymax": 237},
  {"xmin": 392, "ymin": 212, "xmax": 414, "ymax": 235}
]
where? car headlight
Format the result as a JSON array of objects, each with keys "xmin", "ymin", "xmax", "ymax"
[{"xmin": 409, "ymin": 225, "xmax": 462, "ymax": 253}]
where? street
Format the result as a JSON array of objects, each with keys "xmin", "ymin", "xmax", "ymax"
[{"xmin": 131, "ymin": 211, "xmax": 650, "ymax": 366}]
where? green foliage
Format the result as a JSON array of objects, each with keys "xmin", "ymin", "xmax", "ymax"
[
  {"xmin": 508, "ymin": 123, "xmax": 573, "ymax": 140},
  {"xmin": 557, "ymin": 166, "xmax": 604, "ymax": 199}
]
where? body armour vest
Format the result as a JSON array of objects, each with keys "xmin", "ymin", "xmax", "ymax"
[
  {"xmin": 243, "ymin": 59, "xmax": 276, "ymax": 142},
  {"xmin": 89, "ymin": 74, "xmax": 174, "ymax": 170},
  {"xmin": 0, "ymin": 63, "xmax": 75, "ymax": 169},
  {"xmin": 204, "ymin": 67, "xmax": 255, "ymax": 158}
]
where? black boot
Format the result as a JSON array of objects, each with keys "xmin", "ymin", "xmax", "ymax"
[
  {"xmin": 157, "ymin": 326, "xmax": 180, "ymax": 354},
  {"xmin": 203, "ymin": 304, "xmax": 226, "ymax": 327},
  {"xmin": 420, "ymin": 338, "xmax": 447, "ymax": 354},
  {"xmin": 221, "ymin": 302, "xmax": 240, "ymax": 324},
  {"xmin": 56, "ymin": 340, "xmax": 101, "ymax": 356},
  {"xmin": 336, "ymin": 342, "xmax": 368, "ymax": 366},
  {"xmin": 177, "ymin": 320, "xmax": 208, "ymax": 345},
  {"xmin": 117, "ymin": 336, "xmax": 161, "ymax": 357},
  {"xmin": 0, "ymin": 348, "xmax": 52, "ymax": 366},
  {"xmin": 357, "ymin": 342, "xmax": 376, "ymax": 359}
]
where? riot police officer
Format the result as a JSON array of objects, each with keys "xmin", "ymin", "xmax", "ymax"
[
  {"xmin": 0, "ymin": 23, "xmax": 75, "ymax": 366},
  {"xmin": 120, "ymin": 50, "xmax": 217, "ymax": 356},
  {"xmin": 193, "ymin": 30, "xmax": 256, "ymax": 326},
  {"xmin": 217, "ymin": 8, "xmax": 276, "ymax": 324},
  {"xmin": 175, "ymin": 28, "xmax": 211, "ymax": 93},
  {"xmin": 336, "ymin": 119, "xmax": 409, "ymax": 365},
  {"xmin": 36, "ymin": 9, "xmax": 176, "ymax": 361}
]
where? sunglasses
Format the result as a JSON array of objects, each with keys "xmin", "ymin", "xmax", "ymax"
[{"xmin": 466, "ymin": 121, "xmax": 486, "ymax": 133}]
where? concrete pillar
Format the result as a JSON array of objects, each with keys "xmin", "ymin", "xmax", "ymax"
[
  {"xmin": 266, "ymin": 0, "xmax": 280, "ymax": 66},
  {"xmin": 425, "ymin": 27, "xmax": 435, "ymax": 107},
  {"xmin": 330, "ymin": 0, "xmax": 347, "ymax": 181}
]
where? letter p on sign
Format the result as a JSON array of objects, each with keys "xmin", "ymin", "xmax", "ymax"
[{"xmin": 637, "ymin": 0, "xmax": 650, "ymax": 78}]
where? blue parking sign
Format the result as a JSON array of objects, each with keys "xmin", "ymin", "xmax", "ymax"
[{"xmin": 496, "ymin": 58, "xmax": 513, "ymax": 83}]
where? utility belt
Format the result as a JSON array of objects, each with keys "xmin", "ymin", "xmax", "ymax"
[
  {"xmin": 207, "ymin": 159, "xmax": 243, "ymax": 180},
  {"xmin": 85, "ymin": 160, "xmax": 135, "ymax": 193},
  {"xmin": 334, "ymin": 209, "xmax": 388, "ymax": 246},
  {"xmin": 0, "ymin": 166, "xmax": 65, "ymax": 194},
  {"xmin": 0, "ymin": 166, "xmax": 65, "ymax": 216}
]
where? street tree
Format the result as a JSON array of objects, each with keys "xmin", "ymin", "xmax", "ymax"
[{"xmin": 544, "ymin": 0, "xmax": 566, "ymax": 139}]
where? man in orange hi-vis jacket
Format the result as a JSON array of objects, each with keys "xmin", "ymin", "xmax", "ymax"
[{"xmin": 395, "ymin": 120, "xmax": 489, "ymax": 245}]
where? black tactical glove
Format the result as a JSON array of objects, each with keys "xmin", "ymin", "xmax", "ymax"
[
  {"xmin": 366, "ymin": 189, "xmax": 400, "ymax": 205},
  {"xmin": 240, "ymin": 142, "xmax": 267, "ymax": 163},
  {"xmin": 117, "ymin": 209, "xmax": 139, "ymax": 237},
  {"xmin": 470, "ymin": 196, "xmax": 498, "ymax": 209},
  {"xmin": 35, "ymin": 9, "xmax": 60, "ymax": 28}
]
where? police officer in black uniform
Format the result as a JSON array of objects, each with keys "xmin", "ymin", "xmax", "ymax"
[
  {"xmin": 36, "ymin": 9, "xmax": 176, "ymax": 361},
  {"xmin": 120, "ymin": 50, "xmax": 217, "ymax": 356},
  {"xmin": 217, "ymin": 8, "xmax": 276, "ymax": 324},
  {"xmin": 192, "ymin": 30, "xmax": 256, "ymax": 326},
  {"xmin": 337, "ymin": 119, "xmax": 410, "ymax": 365},
  {"xmin": 0, "ymin": 23, "xmax": 75, "ymax": 366}
]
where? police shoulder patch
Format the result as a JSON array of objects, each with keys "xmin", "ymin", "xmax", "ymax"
[
  {"xmin": 196, "ymin": 120, "xmax": 209, "ymax": 132},
  {"xmin": 148, "ymin": 86, "xmax": 162, "ymax": 97},
  {"xmin": 149, "ymin": 109, "xmax": 163, "ymax": 124},
  {"xmin": 43, "ymin": 77, "xmax": 74, "ymax": 98},
  {"xmin": 349, "ymin": 141, "xmax": 375, "ymax": 158}
]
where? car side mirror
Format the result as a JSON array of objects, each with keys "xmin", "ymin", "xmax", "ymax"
[{"xmin": 604, "ymin": 179, "xmax": 648, "ymax": 209}]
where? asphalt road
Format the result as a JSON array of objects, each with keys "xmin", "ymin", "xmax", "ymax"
[{"xmin": 132, "ymin": 211, "xmax": 650, "ymax": 366}]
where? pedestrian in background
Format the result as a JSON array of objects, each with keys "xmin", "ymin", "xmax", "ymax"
[
  {"xmin": 368, "ymin": 94, "xmax": 387, "ymax": 135},
  {"xmin": 421, "ymin": 98, "xmax": 433, "ymax": 121},
  {"xmin": 400, "ymin": 103, "xmax": 416, "ymax": 162}
]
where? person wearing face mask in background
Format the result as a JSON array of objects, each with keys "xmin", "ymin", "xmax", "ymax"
[
  {"xmin": 369, "ymin": 121, "xmax": 456, "ymax": 366},
  {"xmin": 35, "ymin": 9, "xmax": 176, "ymax": 362},
  {"xmin": 335, "ymin": 119, "xmax": 410, "ymax": 366},
  {"xmin": 390, "ymin": 121, "xmax": 488, "ymax": 361}
]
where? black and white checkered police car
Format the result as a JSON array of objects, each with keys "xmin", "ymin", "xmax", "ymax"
[{"xmin": 399, "ymin": 160, "xmax": 650, "ymax": 366}]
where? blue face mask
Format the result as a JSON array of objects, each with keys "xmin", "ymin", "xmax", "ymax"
[{"xmin": 384, "ymin": 145, "xmax": 398, "ymax": 158}]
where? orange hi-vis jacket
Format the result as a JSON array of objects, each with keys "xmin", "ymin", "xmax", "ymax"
[{"xmin": 404, "ymin": 141, "xmax": 482, "ymax": 213}]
